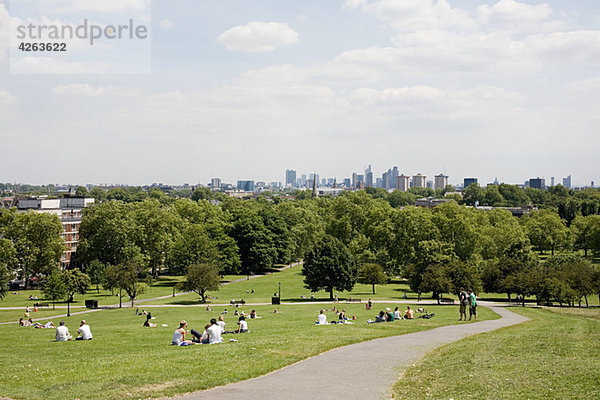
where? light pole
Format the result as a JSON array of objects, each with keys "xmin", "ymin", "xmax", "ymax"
[{"xmin": 278, "ymin": 282, "xmax": 281, "ymax": 301}]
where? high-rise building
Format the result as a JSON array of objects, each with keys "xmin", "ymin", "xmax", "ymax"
[
  {"xmin": 211, "ymin": 178, "xmax": 221, "ymax": 190},
  {"xmin": 237, "ymin": 180, "xmax": 255, "ymax": 192},
  {"xmin": 365, "ymin": 165, "xmax": 373, "ymax": 188},
  {"xmin": 391, "ymin": 167, "xmax": 399, "ymax": 189},
  {"xmin": 397, "ymin": 174, "xmax": 410, "ymax": 192},
  {"xmin": 412, "ymin": 173, "xmax": 427, "ymax": 188},
  {"xmin": 352, "ymin": 173, "xmax": 358, "ymax": 188},
  {"xmin": 529, "ymin": 178, "xmax": 545, "ymax": 190},
  {"xmin": 343, "ymin": 178, "xmax": 351, "ymax": 187},
  {"xmin": 285, "ymin": 169, "xmax": 297, "ymax": 187},
  {"xmin": 463, "ymin": 178, "xmax": 478, "ymax": 189},
  {"xmin": 551, "ymin": 177, "xmax": 555, "ymax": 187},
  {"xmin": 562, "ymin": 175, "xmax": 572, "ymax": 189},
  {"xmin": 434, "ymin": 174, "xmax": 449, "ymax": 191}
]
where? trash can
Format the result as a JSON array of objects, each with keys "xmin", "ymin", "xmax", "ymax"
[
  {"xmin": 271, "ymin": 296, "xmax": 280, "ymax": 305},
  {"xmin": 85, "ymin": 300, "xmax": 98, "ymax": 309}
]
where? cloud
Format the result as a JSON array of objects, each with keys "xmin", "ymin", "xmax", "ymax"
[
  {"xmin": 344, "ymin": 0, "xmax": 476, "ymax": 32},
  {"xmin": 478, "ymin": 0, "xmax": 553, "ymax": 28},
  {"xmin": 0, "ymin": 4, "xmax": 8, "ymax": 63},
  {"xmin": 217, "ymin": 21, "xmax": 299, "ymax": 53},
  {"xmin": 10, "ymin": 57, "xmax": 110, "ymax": 74},
  {"xmin": 566, "ymin": 77, "xmax": 600, "ymax": 92},
  {"xmin": 0, "ymin": 89, "xmax": 17, "ymax": 104},
  {"xmin": 46, "ymin": 0, "xmax": 150, "ymax": 14},
  {"xmin": 159, "ymin": 19, "xmax": 174, "ymax": 29}
]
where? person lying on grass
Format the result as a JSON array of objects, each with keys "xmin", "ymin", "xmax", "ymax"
[
  {"xmin": 249, "ymin": 310, "xmax": 261, "ymax": 319},
  {"xmin": 172, "ymin": 320, "xmax": 194, "ymax": 346},
  {"xmin": 367, "ymin": 311, "xmax": 387, "ymax": 324}
]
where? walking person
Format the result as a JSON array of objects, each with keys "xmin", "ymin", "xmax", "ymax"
[
  {"xmin": 468, "ymin": 289, "xmax": 477, "ymax": 321},
  {"xmin": 458, "ymin": 287, "xmax": 469, "ymax": 321}
]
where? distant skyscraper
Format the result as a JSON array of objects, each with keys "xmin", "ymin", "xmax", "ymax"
[
  {"xmin": 376, "ymin": 177, "xmax": 383, "ymax": 188},
  {"xmin": 352, "ymin": 173, "xmax": 358, "ymax": 188},
  {"xmin": 237, "ymin": 180, "xmax": 255, "ymax": 192},
  {"xmin": 391, "ymin": 167, "xmax": 399, "ymax": 189},
  {"xmin": 285, "ymin": 169, "xmax": 297, "ymax": 187},
  {"xmin": 365, "ymin": 165, "xmax": 373, "ymax": 188},
  {"xmin": 343, "ymin": 178, "xmax": 351, "ymax": 187},
  {"xmin": 434, "ymin": 174, "xmax": 449, "ymax": 191},
  {"xmin": 300, "ymin": 174, "xmax": 307, "ymax": 187},
  {"xmin": 529, "ymin": 178, "xmax": 545, "ymax": 190},
  {"xmin": 463, "ymin": 178, "xmax": 478, "ymax": 189},
  {"xmin": 412, "ymin": 173, "xmax": 427, "ymax": 188},
  {"xmin": 551, "ymin": 177, "xmax": 555, "ymax": 187},
  {"xmin": 211, "ymin": 178, "xmax": 221, "ymax": 190},
  {"xmin": 562, "ymin": 175, "xmax": 572, "ymax": 189},
  {"xmin": 397, "ymin": 174, "xmax": 410, "ymax": 192}
]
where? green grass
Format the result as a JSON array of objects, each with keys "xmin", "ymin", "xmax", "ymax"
[
  {"xmin": 145, "ymin": 264, "xmax": 418, "ymax": 305},
  {"xmin": 0, "ymin": 303, "xmax": 498, "ymax": 400},
  {"xmin": 392, "ymin": 306, "xmax": 600, "ymax": 399}
]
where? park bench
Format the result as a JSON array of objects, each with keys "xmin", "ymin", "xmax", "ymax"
[
  {"xmin": 230, "ymin": 300, "xmax": 246, "ymax": 305},
  {"xmin": 346, "ymin": 298, "xmax": 362, "ymax": 303},
  {"xmin": 34, "ymin": 302, "xmax": 49, "ymax": 308},
  {"xmin": 439, "ymin": 298, "xmax": 454, "ymax": 304}
]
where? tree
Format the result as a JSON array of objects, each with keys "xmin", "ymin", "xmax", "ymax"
[
  {"xmin": 42, "ymin": 269, "xmax": 66, "ymax": 309},
  {"xmin": 0, "ymin": 238, "xmax": 16, "ymax": 299},
  {"xmin": 86, "ymin": 260, "xmax": 106, "ymax": 293},
  {"xmin": 181, "ymin": 263, "xmax": 221, "ymax": 303},
  {"xmin": 525, "ymin": 210, "xmax": 568, "ymax": 255},
  {"xmin": 75, "ymin": 186, "xmax": 89, "ymax": 197},
  {"xmin": 63, "ymin": 269, "xmax": 91, "ymax": 316},
  {"xmin": 2, "ymin": 210, "xmax": 64, "ymax": 287},
  {"xmin": 108, "ymin": 263, "xmax": 147, "ymax": 307},
  {"xmin": 302, "ymin": 235, "xmax": 358, "ymax": 300},
  {"xmin": 358, "ymin": 263, "xmax": 387, "ymax": 294}
]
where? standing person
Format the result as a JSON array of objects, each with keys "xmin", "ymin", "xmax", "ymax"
[
  {"xmin": 367, "ymin": 299, "xmax": 372, "ymax": 310},
  {"xmin": 55, "ymin": 321, "xmax": 72, "ymax": 341},
  {"xmin": 334, "ymin": 293, "xmax": 339, "ymax": 302},
  {"xmin": 468, "ymin": 289, "xmax": 477, "ymax": 321},
  {"xmin": 458, "ymin": 287, "xmax": 469, "ymax": 321},
  {"xmin": 76, "ymin": 320, "xmax": 93, "ymax": 340}
]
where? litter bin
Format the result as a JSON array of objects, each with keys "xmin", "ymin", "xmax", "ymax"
[
  {"xmin": 85, "ymin": 300, "xmax": 98, "ymax": 309},
  {"xmin": 271, "ymin": 296, "xmax": 280, "ymax": 305}
]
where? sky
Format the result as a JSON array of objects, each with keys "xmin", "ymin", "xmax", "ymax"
[{"xmin": 0, "ymin": 0, "xmax": 599, "ymax": 187}]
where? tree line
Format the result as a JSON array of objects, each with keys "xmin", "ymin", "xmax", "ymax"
[{"xmin": 1, "ymin": 190, "xmax": 600, "ymax": 306}]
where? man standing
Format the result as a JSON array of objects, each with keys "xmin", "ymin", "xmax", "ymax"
[
  {"xmin": 468, "ymin": 289, "xmax": 477, "ymax": 321},
  {"xmin": 55, "ymin": 321, "xmax": 72, "ymax": 341},
  {"xmin": 458, "ymin": 287, "xmax": 469, "ymax": 321},
  {"xmin": 76, "ymin": 320, "xmax": 93, "ymax": 340}
]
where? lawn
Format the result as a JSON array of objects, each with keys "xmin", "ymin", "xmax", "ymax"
[
  {"xmin": 0, "ymin": 303, "xmax": 498, "ymax": 400},
  {"xmin": 392, "ymin": 306, "xmax": 600, "ymax": 399},
  {"xmin": 145, "ymin": 264, "xmax": 418, "ymax": 305}
]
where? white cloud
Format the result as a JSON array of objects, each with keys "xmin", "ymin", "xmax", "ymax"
[
  {"xmin": 0, "ymin": 89, "xmax": 17, "ymax": 104},
  {"xmin": 10, "ymin": 57, "xmax": 110, "ymax": 74},
  {"xmin": 0, "ymin": 4, "xmax": 8, "ymax": 63},
  {"xmin": 344, "ymin": 0, "xmax": 476, "ymax": 32},
  {"xmin": 46, "ymin": 0, "xmax": 150, "ymax": 14},
  {"xmin": 160, "ymin": 19, "xmax": 174, "ymax": 29},
  {"xmin": 566, "ymin": 77, "xmax": 600, "ymax": 92},
  {"xmin": 217, "ymin": 22, "xmax": 299, "ymax": 53}
]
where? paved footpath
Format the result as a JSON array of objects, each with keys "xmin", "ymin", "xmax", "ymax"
[{"xmin": 174, "ymin": 304, "xmax": 528, "ymax": 400}]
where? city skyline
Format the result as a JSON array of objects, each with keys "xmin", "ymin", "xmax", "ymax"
[{"xmin": 1, "ymin": 1, "xmax": 600, "ymax": 186}]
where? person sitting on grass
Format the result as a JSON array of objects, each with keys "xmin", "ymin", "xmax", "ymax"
[
  {"xmin": 76, "ymin": 320, "xmax": 93, "ymax": 340},
  {"xmin": 217, "ymin": 315, "xmax": 226, "ymax": 331},
  {"xmin": 192, "ymin": 324, "xmax": 211, "ymax": 344},
  {"xmin": 249, "ymin": 310, "xmax": 261, "ymax": 319},
  {"xmin": 404, "ymin": 306, "xmax": 414, "ymax": 320},
  {"xmin": 237, "ymin": 316, "xmax": 249, "ymax": 333},
  {"xmin": 56, "ymin": 321, "xmax": 72, "ymax": 341},
  {"xmin": 207, "ymin": 318, "xmax": 223, "ymax": 344},
  {"xmin": 338, "ymin": 309, "xmax": 347, "ymax": 321},
  {"xmin": 385, "ymin": 308, "xmax": 395, "ymax": 322},
  {"xmin": 315, "ymin": 310, "xmax": 328, "ymax": 325},
  {"xmin": 172, "ymin": 320, "xmax": 194, "ymax": 346},
  {"xmin": 394, "ymin": 307, "xmax": 401, "ymax": 320}
]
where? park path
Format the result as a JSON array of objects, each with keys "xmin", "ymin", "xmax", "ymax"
[
  {"xmin": 0, "ymin": 262, "xmax": 302, "ymax": 325},
  {"xmin": 174, "ymin": 304, "xmax": 529, "ymax": 400}
]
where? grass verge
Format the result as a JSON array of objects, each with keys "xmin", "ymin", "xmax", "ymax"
[{"xmin": 392, "ymin": 307, "xmax": 600, "ymax": 399}]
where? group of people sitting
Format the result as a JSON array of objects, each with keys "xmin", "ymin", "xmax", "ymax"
[
  {"xmin": 315, "ymin": 308, "xmax": 354, "ymax": 325},
  {"xmin": 55, "ymin": 320, "xmax": 93, "ymax": 341},
  {"xmin": 172, "ymin": 314, "xmax": 250, "ymax": 346},
  {"xmin": 368, "ymin": 306, "xmax": 415, "ymax": 323}
]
